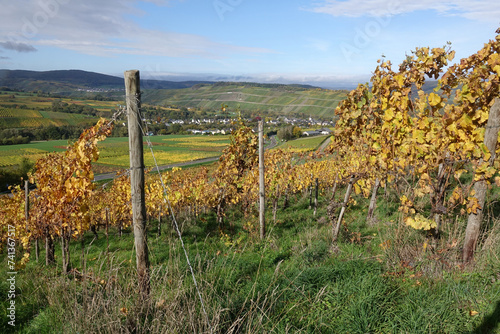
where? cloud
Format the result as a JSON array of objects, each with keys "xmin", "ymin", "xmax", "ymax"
[
  {"xmin": 0, "ymin": 56, "xmax": 11, "ymax": 60},
  {"xmin": 307, "ymin": 0, "xmax": 500, "ymax": 22},
  {"xmin": 307, "ymin": 39, "xmax": 331, "ymax": 52},
  {"xmin": 0, "ymin": 0, "xmax": 271, "ymax": 59},
  {"xmin": 0, "ymin": 41, "xmax": 37, "ymax": 52}
]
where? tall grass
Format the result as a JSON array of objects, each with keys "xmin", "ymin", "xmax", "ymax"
[{"xmin": 1, "ymin": 185, "xmax": 499, "ymax": 333}]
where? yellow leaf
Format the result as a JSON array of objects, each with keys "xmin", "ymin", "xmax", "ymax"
[
  {"xmin": 494, "ymin": 65, "xmax": 500, "ymax": 76},
  {"xmin": 394, "ymin": 74, "xmax": 405, "ymax": 88},
  {"xmin": 405, "ymin": 214, "xmax": 437, "ymax": 230},
  {"xmin": 384, "ymin": 108, "xmax": 395, "ymax": 121},
  {"xmin": 469, "ymin": 310, "xmax": 479, "ymax": 316},
  {"xmin": 428, "ymin": 93, "xmax": 441, "ymax": 107},
  {"xmin": 353, "ymin": 183, "xmax": 361, "ymax": 195}
]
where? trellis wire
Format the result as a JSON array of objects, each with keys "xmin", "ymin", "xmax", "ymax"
[{"xmin": 125, "ymin": 93, "xmax": 213, "ymax": 333}]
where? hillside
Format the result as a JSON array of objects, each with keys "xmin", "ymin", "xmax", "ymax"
[
  {"xmin": 0, "ymin": 69, "xmax": 212, "ymax": 93},
  {"xmin": 142, "ymin": 82, "xmax": 348, "ymax": 118},
  {"xmin": 0, "ymin": 69, "xmax": 351, "ymax": 118}
]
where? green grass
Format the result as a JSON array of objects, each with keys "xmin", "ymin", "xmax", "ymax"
[
  {"xmin": 0, "ymin": 135, "xmax": 230, "ymax": 168},
  {"xmin": 1, "ymin": 185, "xmax": 499, "ymax": 333},
  {"xmin": 277, "ymin": 135, "xmax": 329, "ymax": 152}
]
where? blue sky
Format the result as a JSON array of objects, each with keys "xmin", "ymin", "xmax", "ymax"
[{"xmin": 0, "ymin": 0, "xmax": 499, "ymax": 87}]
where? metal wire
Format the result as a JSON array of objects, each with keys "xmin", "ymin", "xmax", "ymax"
[{"xmin": 125, "ymin": 94, "xmax": 213, "ymax": 334}]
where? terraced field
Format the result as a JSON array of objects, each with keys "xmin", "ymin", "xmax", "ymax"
[
  {"xmin": 0, "ymin": 92, "xmax": 110, "ymax": 129},
  {"xmin": 142, "ymin": 84, "xmax": 347, "ymax": 117}
]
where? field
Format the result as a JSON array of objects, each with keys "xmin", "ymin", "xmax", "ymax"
[
  {"xmin": 97, "ymin": 135, "xmax": 231, "ymax": 168},
  {"xmin": 276, "ymin": 135, "xmax": 329, "ymax": 152},
  {"xmin": 0, "ymin": 91, "xmax": 120, "ymax": 112},
  {"xmin": 0, "ymin": 140, "xmax": 68, "ymax": 167},
  {"xmin": 0, "ymin": 135, "xmax": 231, "ymax": 169},
  {"xmin": 0, "ymin": 91, "xmax": 110, "ymax": 129},
  {"xmin": 0, "ymin": 134, "xmax": 329, "ymax": 169}
]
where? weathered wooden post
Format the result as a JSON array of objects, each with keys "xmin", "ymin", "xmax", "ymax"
[
  {"xmin": 158, "ymin": 207, "xmax": 162, "ymax": 237},
  {"xmin": 125, "ymin": 70, "xmax": 150, "ymax": 297},
  {"xmin": 259, "ymin": 120, "xmax": 265, "ymax": 239},
  {"xmin": 333, "ymin": 176, "xmax": 354, "ymax": 242},
  {"xmin": 367, "ymin": 178, "xmax": 380, "ymax": 223},
  {"xmin": 313, "ymin": 178, "xmax": 319, "ymax": 216},
  {"xmin": 24, "ymin": 180, "xmax": 29, "ymax": 220},
  {"xmin": 463, "ymin": 98, "xmax": 500, "ymax": 263}
]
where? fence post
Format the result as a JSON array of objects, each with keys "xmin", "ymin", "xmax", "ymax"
[
  {"xmin": 259, "ymin": 120, "xmax": 265, "ymax": 239},
  {"xmin": 333, "ymin": 176, "xmax": 354, "ymax": 242},
  {"xmin": 314, "ymin": 178, "xmax": 319, "ymax": 216},
  {"xmin": 463, "ymin": 98, "xmax": 500, "ymax": 263},
  {"xmin": 125, "ymin": 69, "xmax": 150, "ymax": 298}
]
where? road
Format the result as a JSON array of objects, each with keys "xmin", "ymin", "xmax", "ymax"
[{"xmin": 317, "ymin": 136, "xmax": 332, "ymax": 152}]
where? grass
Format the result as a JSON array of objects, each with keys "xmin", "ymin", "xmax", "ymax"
[
  {"xmin": 97, "ymin": 135, "xmax": 229, "ymax": 168},
  {"xmin": 1, "ymin": 184, "xmax": 499, "ymax": 333},
  {"xmin": 0, "ymin": 135, "xmax": 230, "ymax": 169},
  {"xmin": 276, "ymin": 135, "xmax": 329, "ymax": 152}
]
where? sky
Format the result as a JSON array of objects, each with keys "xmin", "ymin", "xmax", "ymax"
[{"xmin": 0, "ymin": 0, "xmax": 499, "ymax": 88}]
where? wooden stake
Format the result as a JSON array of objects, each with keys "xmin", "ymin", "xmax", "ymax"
[
  {"xmin": 463, "ymin": 98, "xmax": 500, "ymax": 263},
  {"xmin": 125, "ymin": 69, "xmax": 150, "ymax": 297},
  {"xmin": 367, "ymin": 178, "xmax": 380, "ymax": 223},
  {"xmin": 314, "ymin": 178, "xmax": 319, "ymax": 216},
  {"xmin": 258, "ymin": 120, "xmax": 265, "ymax": 239},
  {"xmin": 333, "ymin": 176, "xmax": 354, "ymax": 242}
]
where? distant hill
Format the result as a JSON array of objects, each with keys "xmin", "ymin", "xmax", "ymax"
[
  {"xmin": 142, "ymin": 82, "xmax": 347, "ymax": 118},
  {"xmin": 0, "ymin": 69, "xmax": 346, "ymax": 118},
  {"xmin": 0, "ymin": 69, "xmax": 213, "ymax": 92}
]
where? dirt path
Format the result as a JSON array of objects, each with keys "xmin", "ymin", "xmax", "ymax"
[{"xmin": 317, "ymin": 136, "xmax": 332, "ymax": 152}]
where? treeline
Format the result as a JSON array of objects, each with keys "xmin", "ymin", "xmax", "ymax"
[
  {"xmin": 0, "ymin": 125, "xmax": 107, "ymax": 145},
  {"xmin": 51, "ymin": 100, "xmax": 99, "ymax": 116},
  {"xmin": 277, "ymin": 125, "xmax": 302, "ymax": 141},
  {"xmin": 0, "ymin": 157, "xmax": 33, "ymax": 192}
]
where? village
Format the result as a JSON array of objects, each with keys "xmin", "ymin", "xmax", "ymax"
[{"xmin": 142, "ymin": 115, "xmax": 335, "ymax": 137}]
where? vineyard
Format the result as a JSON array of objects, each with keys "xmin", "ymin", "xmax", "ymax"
[
  {"xmin": 1, "ymin": 30, "xmax": 500, "ymax": 333},
  {"xmin": 141, "ymin": 83, "xmax": 347, "ymax": 117},
  {"xmin": 0, "ymin": 107, "xmax": 95, "ymax": 129}
]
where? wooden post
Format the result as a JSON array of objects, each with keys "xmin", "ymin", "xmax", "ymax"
[
  {"xmin": 105, "ymin": 207, "xmax": 110, "ymax": 267},
  {"xmin": 333, "ymin": 176, "xmax": 354, "ymax": 242},
  {"xmin": 24, "ymin": 180, "xmax": 29, "ymax": 221},
  {"xmin": 313, "ymin": 178, "xmax": 319, "ymax": 216},
  {"xmin": 25, "ymin": 180, "xmax": 39, "ymax": 261},
  {"xmin": 259, "ymin": 120, "xmax": 265, "ymax": 239},
  {"xmin": 309, "ymin": 183, "xmax": 313, "ymax": 209},
  {"xmin": 125, "ymin": 70, "xmax": 150, "ymax": 297},
  {"xmin": 158, "ymin": 207, "xmax": 162, "ymax": 237},
  {"xmin": 367, "ymin": 178, "xmax": 380, "ymax": 223},
  {"xmin": 45, "ymin": 229, "xmax": 55, "ymax": 266},
  {"xmin": 463, "ymin": 98, "xmax": 500, "ymax": 263}
]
